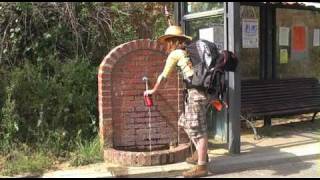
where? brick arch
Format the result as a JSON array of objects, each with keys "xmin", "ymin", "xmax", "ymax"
[{"xmin": 98, "ymin": 39, "xmax": 188, "ymax": 150}]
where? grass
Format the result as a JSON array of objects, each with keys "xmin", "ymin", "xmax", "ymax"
[
  {"xmin": 69, "ymin": 136, "xmax": 104, "ymax": 167},
  {"xmin": 0, "ymin": 136, "xmax": 104, "ymax": 177},
  {"xmin": 1, "ymin": 150, "xmax": 54, "ymax": 177}
]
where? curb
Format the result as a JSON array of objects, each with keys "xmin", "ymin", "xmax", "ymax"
[{"xmin": 106, "ymin": 162, "xmax": 194, "ymax": 178}]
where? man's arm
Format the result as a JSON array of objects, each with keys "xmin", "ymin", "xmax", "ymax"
[
  {"xmin": 144, "ymin": 74, "xmax": 165, "ymax": 96},
  {"xmin": 144, "ymin": 50, "xmax": 182, "ymax": 96}
]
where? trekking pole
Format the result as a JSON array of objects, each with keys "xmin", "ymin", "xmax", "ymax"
[{"xmin": 177, "ymin": 71, "xmax": 180, "ymax": 146}]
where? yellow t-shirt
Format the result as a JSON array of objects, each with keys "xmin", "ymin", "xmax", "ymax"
[{"xmin": 160, "ymin": 49, "xmax": 193, "ymax": 79}]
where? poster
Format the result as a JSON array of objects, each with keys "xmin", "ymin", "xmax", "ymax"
[
  {"xmin": 242, "ymin": 19, "xmax": 259, "ymax": 48},
  {"xmin": 292, "ymin": 26, "xmax": 306, "ymax": 52},
  {"xmin": 280, "ymin": 49, "xmax": 288, "ymax": 64},
  {"xmin": 199, "ymin": 27, "xmax": 214, "ymax": 43},
  {"xmin": 279, "ymin": 27, "xmax": 290, "ymax": 46},
  {"xmin": 314, "ymin": 29, "xmax": 320, "ymax": 46},
  {"xmin": 213, "ymin": 25, "xmax": 224, "ymax": 49},
  {"xmin": 199, "ymin": 25, "xmax": 224, "ymax": 49}
]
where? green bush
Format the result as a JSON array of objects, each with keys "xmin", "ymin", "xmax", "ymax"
[
  {"xmin": 70, "ymin": 135, "xmax": 103, "ymax": 167},
  {"xmin": 0, "ymin": 84, "xmax": 21, "ymax": 153},
  {"xmin": 1, "ymin": 149, "xmax": 53, "ymax": 176},
  {"xmin": 0, "ymin": 2, "xmax": 171, "ymax": 175},
  {"xmin": 1, "ymin": 58, "xmax": 98, "ymax": 155},
  {"xmin": 0, "ymin": 67, "xmax": 9, "ymax": 120}
]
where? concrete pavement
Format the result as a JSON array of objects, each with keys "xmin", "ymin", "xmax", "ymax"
[
  {"xmin": 39, "ymin": 122, "xmax": 320, "ymax": 178},
  {"xmin": 206, "ymin": 159, "xmax": 320, "ymax": 178}
]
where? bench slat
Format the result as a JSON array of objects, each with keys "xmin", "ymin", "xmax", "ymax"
[
  {"xmin": 240, "ymin": 78, "xmax": 320, "ymax": 120},
  {"xmin": 242, "ymin": 95, "xmax": 320, "ymax": 106}
]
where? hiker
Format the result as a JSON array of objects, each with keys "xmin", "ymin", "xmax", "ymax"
[{"xmin": 144, "ymin": 25, "xmax": 210, "ymax": 178}]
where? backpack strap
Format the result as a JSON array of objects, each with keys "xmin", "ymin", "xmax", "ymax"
[{"xmin": 223, "ymin": 50, "xmax": 227, "ymax": 65}]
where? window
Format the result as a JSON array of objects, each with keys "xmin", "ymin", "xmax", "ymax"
[
  {"xmin": 185, "ymin": 16, "xmax": 224, "ymax": 41},
  {"xmin": 185, "ymin": 2, "xmax": 224, "ymax": 14},
  {"xmin": 183, "ymin": 3, "xmax": 261, "ymax": 80},
  {"xmin": 239, "ymin": 5, "xmax": 260, "ymax": 80},
  {"xmin": 182, "ymin": 2, "xmax": 225, "ymax": 140}
]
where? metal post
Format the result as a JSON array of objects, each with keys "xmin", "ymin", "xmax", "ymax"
[
  {"xmin": 174, "ymin": 2, "xmax": 181, "ymax": 26},
  {"xmin": 266, "ymin": 4, "xmax": 276, "ymax": 79},
  {"xmin": 260, "ymin": 5, "xmax": 267, "ymax": 80},
  {"xmin": 225, "ymin": 2, "xmax": 241, "ymax": 154},
  {"xmin": 264, "ymin": 4, "xmax": 276, "ymax": 126},
  {"xmin": 180, "ymin": 2, "xmax": 186, "ymax": 34}
]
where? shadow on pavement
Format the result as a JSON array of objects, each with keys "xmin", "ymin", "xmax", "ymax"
[{"xmin": 206, "ymin": 119, "xmax": 320, "ymax": 177}]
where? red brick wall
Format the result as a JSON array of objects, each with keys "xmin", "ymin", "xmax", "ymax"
[{"xmin": 98, "ymin": 39, "xmax": 188, "ymax": 150}]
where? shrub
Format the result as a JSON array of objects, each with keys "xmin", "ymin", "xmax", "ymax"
[
  {"xmin": 0, "ymin": 84, "xmax": 21, "ymax": 153},
  {"xmin": 1, "ymin": 149, "xmax": 53, "ymax": 176},
  {"xmin": 0, "ymin": 67, "xmax": 9, "ymax": 124},
  {"xmin": 1, "ymin": 58, "xmax": 98, "ymax": 155},
  {"xmin": 0, "ymin": 2, "xmax": 171, "ymax": 174},
  {"xmin": 70, "ymin": 135, "xmax": 103, "ymax": 167}
]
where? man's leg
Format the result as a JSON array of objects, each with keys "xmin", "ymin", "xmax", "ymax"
[
  {"xmin": 185, "ymin": 132, "xmax": 198, "ymax": 164},
  {"xmin": 197, "ymin": 135, "xmax": 208, "ymax": 165},
  {"xmin": 182, "ymin": 89, "xmax": 209, "ymax": 177},
  {"xmin": 182, "ymin": 135, "xmax": 209, "ymax": 178},
  {"xmin": 186, "ymin": 131, "xmax": 209, "ymax": 165}
]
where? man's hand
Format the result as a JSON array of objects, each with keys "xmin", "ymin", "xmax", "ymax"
[
  {"xmin": 144, "ymin": 74, "xmax": 164, "ymax": 96},
  {"xmin": 144, "ymin": 89, "xmax": 155, "ymax": 96}
]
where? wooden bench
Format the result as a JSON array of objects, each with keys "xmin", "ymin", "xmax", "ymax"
[{"xmin": 241, "ymin": 78, "xmax": 320, "ymax": 139}]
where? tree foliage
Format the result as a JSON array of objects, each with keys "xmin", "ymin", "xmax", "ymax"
[
  {"xmin": 0, "ymin": 2, "xmax": 172, "ymax": 155},
  {"xmin": 0, "ymin": 2, "xmax": 172, "ymax": 67}
]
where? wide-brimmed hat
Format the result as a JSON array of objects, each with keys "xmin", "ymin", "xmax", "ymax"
[{"xmin": 157, "ymin": 25, "xmax": 192, "ymax": 44}]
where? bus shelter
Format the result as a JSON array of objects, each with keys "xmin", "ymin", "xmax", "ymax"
[{"xmin": 174, "ymin": 2, "xmax": 320, "ymax": 154}]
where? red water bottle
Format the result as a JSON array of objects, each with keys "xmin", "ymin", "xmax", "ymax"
[
  {"xmin": 142, "ymin": 76, "xmax": 153, "ymax": 107},
  {"xmin": 144, "ymin": 94, "xmax": 153, "ymax": 107}
]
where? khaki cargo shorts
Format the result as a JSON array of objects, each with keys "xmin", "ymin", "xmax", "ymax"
[{"xmin": 178, "ymin": 88, "xmax": 209, "ymax": 140}]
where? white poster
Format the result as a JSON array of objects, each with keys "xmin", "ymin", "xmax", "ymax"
[
  {"xmin": 199, "ymin": 27, "xmax": 214, "ymax": 43},
  {"xmin": 199, "ymin": 25, "xmax": 224, "ymax": 49},
  {"xmin": 279, "ymin": 27, "xmax": 290, "ymax": 46},
  {"xmin": 213, "ymin": 25, "xmax": 224, "ymax": 50},
  {"xmin": 314, "ymin": 29, "xmax": 320, "ymax": 46},
  {"xmin": 242, "ymin": 19, "xmax": 259, "ymax": 48}
]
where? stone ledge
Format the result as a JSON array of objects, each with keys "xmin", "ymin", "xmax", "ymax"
[{"xmin": 104, "ymin": 143, "xmax": 190, "ymax": 166}]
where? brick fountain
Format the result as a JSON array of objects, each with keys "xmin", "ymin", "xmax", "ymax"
[{"xmin": 98, "ymin": 39, "xmax": 191, "ymax": 166}]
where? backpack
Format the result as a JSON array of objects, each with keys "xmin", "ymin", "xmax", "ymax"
[{"xmin": 184, "ymin": 39, "xmax": 238, "ymax": 110}]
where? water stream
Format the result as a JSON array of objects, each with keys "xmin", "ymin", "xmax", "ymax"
[
  {"xmin": 143, "ymin": 72, "xmax": 182, "ymax": 152},
  {"xmin": 148, "ymin": 106, "xmax": 152, "ymax": 152}
]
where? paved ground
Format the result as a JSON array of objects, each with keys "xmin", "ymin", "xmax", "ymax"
[
  {"xmin": 40, "ymin": 120, "xmax": 320, "ymax": 178},
  {"xmin": 205, "ymin": 159, "xmax": 320, "ymax": 178},
  {"xmin": 6, "ymin": 117, "xmax": 320, "ymax": 178}
]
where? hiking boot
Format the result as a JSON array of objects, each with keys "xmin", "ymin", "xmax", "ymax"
[
  {"xmin": 182, "ymin": 164, "xmax": 208, "ymax": 178},
  {"xmin": 185, "ymin": 150, "xmax": 209, "ymax": 165}
]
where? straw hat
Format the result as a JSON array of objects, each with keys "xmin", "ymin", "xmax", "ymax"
[{"xmin": 157, "ymin": 25, "xmax": 192, "ymax": 44}]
